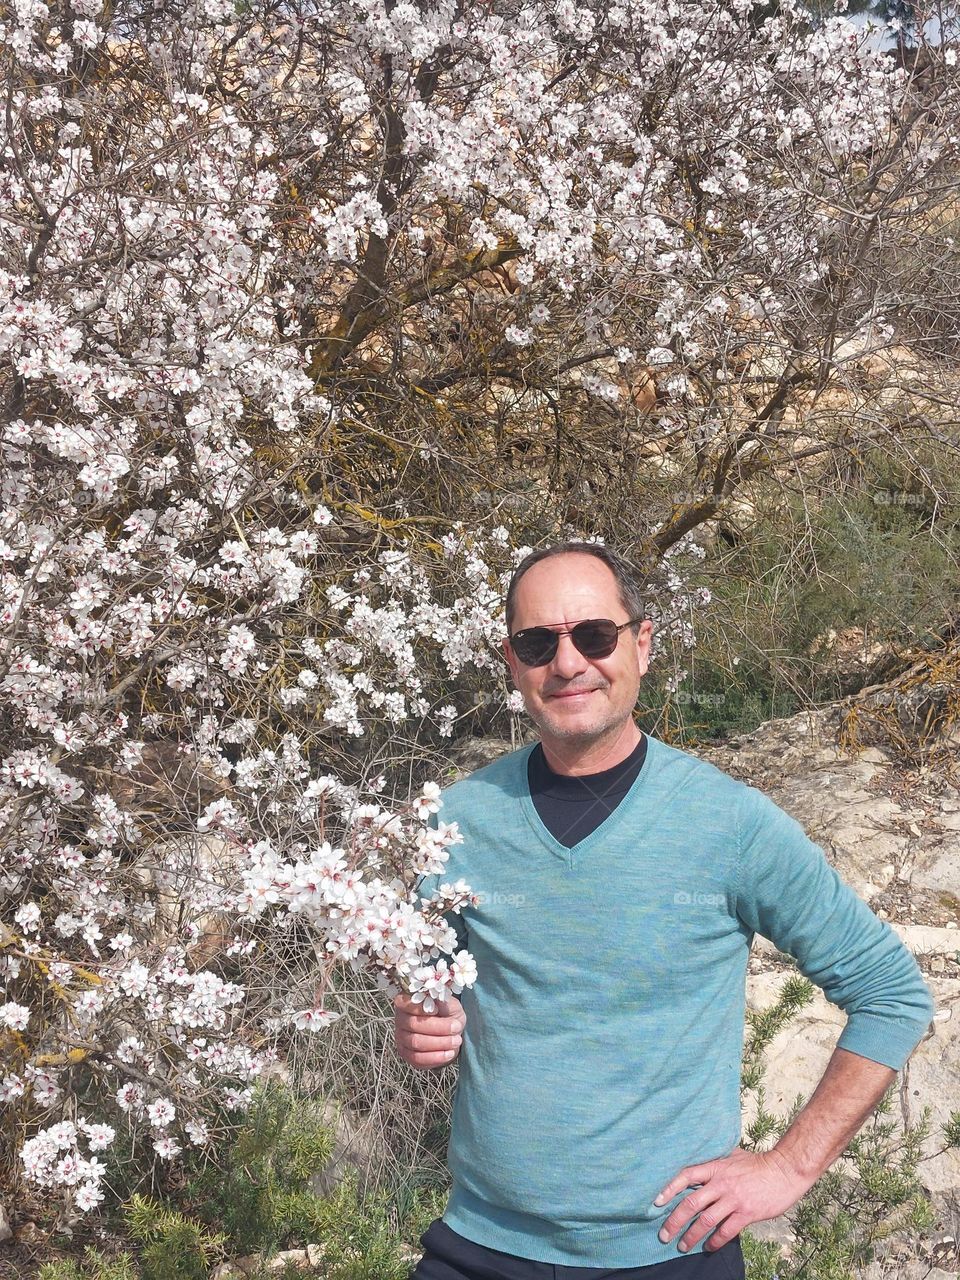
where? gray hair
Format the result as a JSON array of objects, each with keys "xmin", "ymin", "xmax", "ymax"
[{"xmin": 504, "ymin": 542, "xmax": 647, "ymax": 634}]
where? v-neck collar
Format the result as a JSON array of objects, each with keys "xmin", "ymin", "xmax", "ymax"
[{"xmin": 516, "ymin": 734, "xmax": 660, "ymax": 869}]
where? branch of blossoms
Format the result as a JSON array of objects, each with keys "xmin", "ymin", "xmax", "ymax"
[{"xmin": 2, "ymin": 761, "xmax": 479, "ymax": 1219}]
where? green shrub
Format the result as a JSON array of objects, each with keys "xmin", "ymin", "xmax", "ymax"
[
  {"xmin": 646, "ymin": 448, "xmax": 960, "ymax": 744},
  {"xmin": 38, "ymin": 1246, "xmax": 139, "ymax": 1280},
  {"xmin": 123, "ymin": 1194, "xmax": 227, "ymax": 1280},
  {"xmin": 181, "ymin": 1075, "xmax": 336, "ymax": 1255},
  {"xmin": 784, "ymin": 1096, "xmax": 935, "ymax": 1280},
  {"xmin": 178, "ymin": 1075, "xmax": 417, "ymax": 1277},
  {"xmin": 301, "ymin": 1177, "xmax": 413, "ymax": 1280},
  {"xmin": 742, "ymin": 1231, "xmax": 785, "ymax": 1280}
]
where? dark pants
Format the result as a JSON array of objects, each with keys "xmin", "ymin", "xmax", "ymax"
[{"xmin": 410, "ymin": 1219, "xmax": 746, "ymax": 1280}]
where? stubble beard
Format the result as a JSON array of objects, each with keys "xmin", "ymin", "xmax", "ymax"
[{"xmin": 531, "ymin": 691, "xmax": 634, "ymax": 755}]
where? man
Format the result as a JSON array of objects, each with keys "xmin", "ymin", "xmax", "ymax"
[{"xmin": 394, "ymin": 542, "xmax": 936, "ymax": 1280}]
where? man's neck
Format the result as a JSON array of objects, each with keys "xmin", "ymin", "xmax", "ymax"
[{"xmin": 539, "ymin": 722, "xmax": 643, "ymax": 777}]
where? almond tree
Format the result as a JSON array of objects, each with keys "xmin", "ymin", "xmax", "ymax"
[{"xmin": 2, "ymin": 0, "xmax": 958, "ymax": 1224}]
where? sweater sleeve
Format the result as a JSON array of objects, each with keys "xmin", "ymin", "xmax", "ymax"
[{"xmin": 734, "ymin": 784, "xmax": 936, "ymax": 1071}]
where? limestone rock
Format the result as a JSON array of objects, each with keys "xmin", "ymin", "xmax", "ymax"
[
  {"xmin": 697, "ymin": 707, "xmax": 960, "ymax": 926},
  {"xmin": 451, "ymin": 736, "xmax": 528, "ymax": 779},
  {"xmin": 213, "ymin": 1245, "xmax": 324, "ymax": 1278},
  {"xmin": 307, "ymin": 1097, "xmax": 380, "ymax": 1198}
]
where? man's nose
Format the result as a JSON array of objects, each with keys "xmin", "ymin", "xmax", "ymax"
[{"xmin": 549, "ymin": 631, "xmax": 589, "ymax": 678}]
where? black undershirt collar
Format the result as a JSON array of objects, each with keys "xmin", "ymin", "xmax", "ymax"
[{"xmin": 527, "ymin": 733, "xmax": 648, "ymax": 848}]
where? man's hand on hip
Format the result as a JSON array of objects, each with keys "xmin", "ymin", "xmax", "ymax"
[
  {"xmin": 393, "ymin": 993, "xmax": 465, "ymax": 1070},
  {"xmin": 653, "ymin": 1146, "xmax": 816, "ymax": 1253}
]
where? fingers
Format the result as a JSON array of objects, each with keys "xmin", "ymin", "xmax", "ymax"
[
  {"xmin": 658, "ymin": 1192, "xmax": 704, "ymax": 1247},
  {"xmin": 393, "ymin": 991, "xmax": 466, "ymax": 1070},
  {"xmin": 658, "ymin": 1184, "xmax": 740, "ymax": 1253},
  {"xmin": 394, "ymin": 1032, "xmax": 463, "ymax": 1069},
  {"xmin": 395, "ymin": 1014, "xmax": 465, "ymax": 1043},
  {"xmin": 395, "ymin": 1026, "xmax": 464, "ymax": 1068},
  {"xmin": 393, "ymin": 993, "xmax": 465, "ymax": 1033},
  {"xmin": 657, "ymin": 1175, "xmax": 717, "ymax": 1251},
  {"xmin": 676, "ymin": 1205, "xmax": 746, "ymax": 1254},
  {"xmin": 655, "ymin": 1150, "xmax": 776, "ymax": 1253},
  {"xmin": 394, "ymin": 1004, "xmax": 466, "ymax": 1036},
  {"xmin": 699, "ymin": 1215, "xmax": 749, "ymax": 1252},
  {"xmin": 654, "ymin": 1162, "xmax": 705, "ymax": 1207}
]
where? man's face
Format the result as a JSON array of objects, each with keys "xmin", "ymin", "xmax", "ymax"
[{"xmin": 502, "ymin": 553, "xmax": 653, "ymax": 763}]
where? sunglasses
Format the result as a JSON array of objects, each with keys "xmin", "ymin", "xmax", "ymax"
[{"xmin": 508, "ymin": 616, "xmax": 645, "ymax": 667}]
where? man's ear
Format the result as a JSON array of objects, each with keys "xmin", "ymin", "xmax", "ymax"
[
  {"xmin": 636, "ymin": 620, "xmax": 654, "ymax": 677},
  {"xmin": 502, "ymin": 636, "xmax": 519, "ymax": 682}
]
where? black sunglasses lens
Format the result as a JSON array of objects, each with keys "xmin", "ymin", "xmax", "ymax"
[
  {"xmin": 573, "ymin": 620, "xmax": 618, "ymax": 657},
  {"xmin": 513, "ymin": 628, "xmax": 557, "ymax": 665}
]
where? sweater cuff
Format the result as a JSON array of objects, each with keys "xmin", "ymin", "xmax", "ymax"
[{"xmin": 837, "ymin": 1009, "xmax": 934, "ymax": 1071}]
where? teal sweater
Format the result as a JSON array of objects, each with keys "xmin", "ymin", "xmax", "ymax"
[{"xmin": 417, "ymin": 734, "xmax": 936, "ymax": 1268}]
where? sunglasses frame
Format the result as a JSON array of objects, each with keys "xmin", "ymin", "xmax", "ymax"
[{"xmin": 507, "ymin": 616, "xmax": 646, "ymax": 668}]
